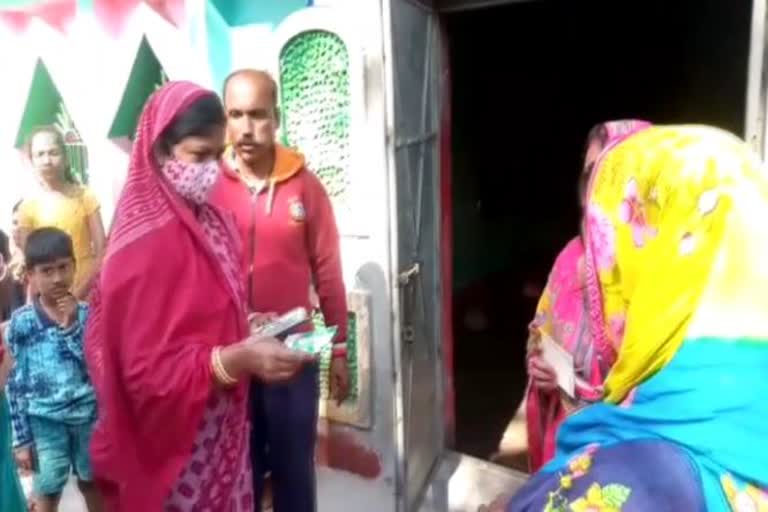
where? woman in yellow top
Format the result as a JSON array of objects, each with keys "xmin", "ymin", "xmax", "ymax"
[{"xmin": 17, "ymin": 126, "xmax": 106, "ymax": 300}]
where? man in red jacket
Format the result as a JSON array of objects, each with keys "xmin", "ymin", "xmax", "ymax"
[{"xmin": 211, "ymin": 69, "xmax": 348, "ymax": 512}]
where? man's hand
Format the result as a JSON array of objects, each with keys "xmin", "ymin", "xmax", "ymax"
[
  {"xmin": 14, "ymin": 446, "xmax": 34, "ymax": 474},
  {"xmin": 246, "ymin": 337, "xmax": 315, "ymax": 383},
  {"xmin": 56, "ymin": 293, "xmax": 78, "ymax": 328},
  {"xmin": 330, "ymin": 357, "xmax": 349, "ymax": 405}
]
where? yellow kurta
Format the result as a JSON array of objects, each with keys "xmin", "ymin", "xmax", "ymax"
[{"xmin": 17, "ymin": 186, "xmax": 100, "ymax": 293}]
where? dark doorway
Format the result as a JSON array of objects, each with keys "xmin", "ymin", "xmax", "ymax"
[{"xmin": 445, "ymin": 0, "xmax": 751, "ymax": 463}]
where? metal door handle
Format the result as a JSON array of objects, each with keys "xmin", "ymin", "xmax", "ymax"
[{"xmin": 398, "ymin": 263, "xmax": 420, "ymax": 286}]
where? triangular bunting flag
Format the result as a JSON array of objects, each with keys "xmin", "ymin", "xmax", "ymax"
[
  {"xmin": 144, "ymin": 0, "xmax": 184, "ymax": 27},
  {"xmin": 27, "ymin": 0, "xmax": 76, "ymax": 33},
  {"xmin": 93, "ymin": 0, "xmax": 140, "ymax": 38},
  {"xmin": 0, "ymin": 10, "xmax": 31, "ymax": 33}
]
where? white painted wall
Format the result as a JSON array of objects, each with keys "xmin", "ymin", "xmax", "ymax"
[
  {"xmin": 286, "ymin": 2, "xmax": 401, "ymax": 510},
  {"xmin": 0, "ymin": 1, "xmax": 214, "ymax": 233}
]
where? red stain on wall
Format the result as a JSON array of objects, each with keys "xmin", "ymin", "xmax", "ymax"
[{"xmin": 315, "ymin": 420, "xmax": 382, "ymax": 480}]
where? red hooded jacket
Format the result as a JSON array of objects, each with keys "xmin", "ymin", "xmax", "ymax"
[{"xmin": 211, "ymin": 145, "xmax": 347, "ymax": 343}]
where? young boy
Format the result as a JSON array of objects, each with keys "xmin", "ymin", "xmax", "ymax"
[{"xmin": 5, "ymin": 227, "xmax": 101, "ymax": 512}]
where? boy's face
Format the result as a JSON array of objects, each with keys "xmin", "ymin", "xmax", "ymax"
[{"xmin": 29, "ymin": 257, "xmax": 75, "ymax": 299}]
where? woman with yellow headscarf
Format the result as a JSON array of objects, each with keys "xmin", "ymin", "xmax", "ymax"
[
  {"xmin": 524, "ymin": 120, "xmax": 650, "ymax": 472},
  {"xmin": 503, "ymin": 125, "xmax": 768, "ymax": 511}
]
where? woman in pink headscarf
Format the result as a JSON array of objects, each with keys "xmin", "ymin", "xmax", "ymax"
[
  {"xmin": 84, "ymin": 82, "xmax": 314, "ymax": 511},
  {"xmin": 524, "ymin": 120, "xmax": 651, "ymax": 471}
]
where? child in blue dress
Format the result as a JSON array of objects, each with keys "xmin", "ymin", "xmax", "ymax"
[{"xmin": 5, "ymin": 227, "xmax": 102, "ymax": 512}]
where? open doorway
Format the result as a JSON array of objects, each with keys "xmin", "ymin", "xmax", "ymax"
[{"xmin": 444, "ymin": 0, "xmax": 752, "ymax": 466}]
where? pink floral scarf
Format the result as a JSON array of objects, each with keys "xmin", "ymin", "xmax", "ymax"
[
  {"xmin": 526, "ymin": 120, "xmax": 651, "ymax": 471},
  {"xmin": 526, "ymin": 238, "xmax": 598, "ymax": 471}
]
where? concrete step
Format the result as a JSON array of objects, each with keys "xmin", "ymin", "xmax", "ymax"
[{"xmin": 421, "ymin": 451, "xmax": 528, "ymax": 512}]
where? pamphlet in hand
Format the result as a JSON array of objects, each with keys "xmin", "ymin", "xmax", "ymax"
[
  {"xmin": 254, "ymin": 307, "xmax": 310, "ymax": 340},
  {"xmin": 285, "ymin": 326, "xmax": 338, "ymax": 356},
  {"xmin": 539, "ymin": 334, "xmax": 576, "ymax": 399}
]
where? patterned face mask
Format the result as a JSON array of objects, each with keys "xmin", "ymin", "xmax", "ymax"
[{"xmin": 161, "ymin": 159, "xmax": 220, "ymax": 205}]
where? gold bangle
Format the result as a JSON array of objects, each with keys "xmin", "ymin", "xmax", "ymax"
[
  {"xmin": 211, "ymin": 347, "xmax": 237, "ymax": 386},
  {"xmin": 214, "ymin": 347, "xmax": 237, "ymax": 385},
  {"xmin": 213, "ymin": 347, "xmax": 237, "ymax": 386},
  {"xmin": 210, "ymin": 348, "xmax": 223, "ymax": 384}
]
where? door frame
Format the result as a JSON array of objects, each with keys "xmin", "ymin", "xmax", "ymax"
[
  {"xmin": 437, "ymin": 16, "xmax": 456, "ymax": 448},
  {"xmin": 436, "ymin": 0, "xmax": 536, "ymax": 13},
  {"xmin": 745, "ymin": 0, "xmax": 768, "ymax": 157},
  {"xmin": 382, "ymin": 0, "xmax": 447, "ymax": 510}
]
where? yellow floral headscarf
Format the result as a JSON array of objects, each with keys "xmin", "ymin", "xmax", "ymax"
[{"xmin": 583, "ymin": 125, "xmax": 768, "ymax": 403}]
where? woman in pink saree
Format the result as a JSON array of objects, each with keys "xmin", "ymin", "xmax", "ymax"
[
  {"xmin": 525, "ymin": 120, "xmax": 651, "ymax": 471},
  {"xmin": 85, "ymin": 81, "xmax": 313, "ymax": 511}
]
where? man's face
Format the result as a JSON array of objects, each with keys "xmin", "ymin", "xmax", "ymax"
[
  {"xmin": 29, "ymin": 257, "xmax": 75, "ymax": 300},
  {"xmin": 224, "ymin": 76, "xmax": 279, "ymax": 167}
]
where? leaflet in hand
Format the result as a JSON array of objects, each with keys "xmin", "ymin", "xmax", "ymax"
[
  {"xmin": 540, "ymin": 335, "xmax": 576, "ymax": 398},
  {"xmin": 254, "ymin": 307, "xmax": 309, "ymax": 339},
  {"xmin": 284, "ymin": 326, "xmax": 337, "ymax": 356}
]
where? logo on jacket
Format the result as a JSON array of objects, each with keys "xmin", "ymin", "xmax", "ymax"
[{"xmin": 289, "ymin": 198, "xmax": 306, "ymax": 223}]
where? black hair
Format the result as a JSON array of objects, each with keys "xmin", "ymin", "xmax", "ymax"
[
  {"xmin": 221, "ymin": 69, "xmax": 278, "ymax": 107},
  {"xmin": 0, "ymin": 230, "xmax": 9, "ymax": 263},
  {"xmin": 24, "ymin": 227, "xmax": 75, "ymax": 269},
  {"xmin": 584, "ymin": 124, "xmax": 610, "ymax": 155},
  {"xmin": 155, "ymin": 94, "xmax": 226, "ymax": 156},
  {"xmin": 578, "ymin": 123, "xmax": 610, "ymax": 207}
]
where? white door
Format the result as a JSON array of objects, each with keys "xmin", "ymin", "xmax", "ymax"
[
  {"xmin": 745, "ymin": 0, "xmax": 768, "ymax": 156},
  {"xmin": 385, "ymin": 1, "xmax": 445, "ymax": 510}
]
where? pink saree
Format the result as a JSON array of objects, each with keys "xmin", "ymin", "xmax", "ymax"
[
  {"xmin": 85, "ymin": 82, "xmax": 252, "ymax": 510},
  {"xmin": 525, "ymin": 120, "xmax": 651, "ymax": 472},
  {"xmin": 525, "ymin": 238, "xmax": 601, "ymax": 471}
]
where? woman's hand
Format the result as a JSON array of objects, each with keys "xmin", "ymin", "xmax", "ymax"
[
  {"xmin": 219, "ymin": 337, "xmax": 315, "ymax": 385},
  {"xmin": 246, "ymin": 337, "xmax": 315, "ymax": 383},
  {"xmin": 248, "ymin": 312, "xmax": 278, "ymax": 333},
  {"xmin": 528, "ymin": 348, "xmax": 558, "ymax": 393}
]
